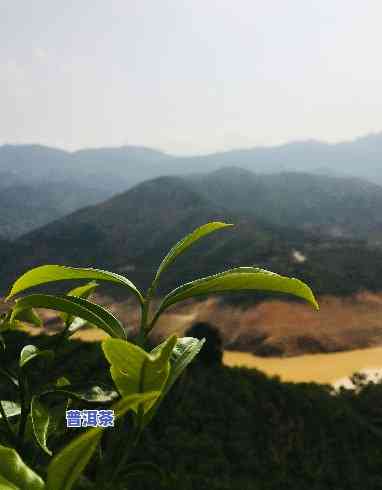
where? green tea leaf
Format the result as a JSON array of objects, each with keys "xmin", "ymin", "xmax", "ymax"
[
  {"xmin": 0, "ymin": 444, "xmax": 45, "ymax": 490},
  {"xmin": 31, "ymin": 397, "xmax": 52, "ymax": 456},
  {"xmin": 11, "ymin": 294, "xmax": 125, "ymax": 339},
  {"xmin": 69, "ymin": 385, "xmax": 118, "ymax": 404},
  {"xmin": 19, "ymin": 345, "xmax": 54, "ymax": 369},
  {"xmin": 60, "ymin": 281, "xmax": 98, "ymax": 327},
  {"xmin": 43, "ymin": 385, "xmax": 119, "ymax": 404},
  {"xmin": 144, "ymin": 337, "xmax": 205, "ymax": 426},
  {"xmin": 152, "ymin": 267, "xmax": 319, "ymax": 327},
  {"xmin": 45, "ymin": 402, "xmax": 69, "ymax": 443},
  {"xmin": 102, "ymin": 335, "xmax": 177, "ymax": 411},
  {"xmin": 165, "ymin": 336, "xmax": 205, "ymax": 393},
  {"xmin": 0, "ymin": 473, "xmax": 18, "ymax": 489},
  {"xmin": 112, "ymin": 391, "xmax": 161, "ymax": 418},
  {"xmin": 46, "ymin": 392, "xmax": 159, "ymax": 490},
  {"xmin": 12, "ymin": 308, "xmax": 42, "ymax": 328},
  {"xmin": 153, "ymin": 222, "xmax": 233, "ymax": 285},
  {"xmin": 55, "ymin": 377, "xmax": 70, "ymax": 387},
  {"xmin": 67, "ymin": 281, "xmax": 98, "ymax": 299},
  {"xmin": 7, "ymin": 265, "xmax": 143, "ymax": 305},
  {"xmin": 46, "ymin": 427, "xmax": 102, "ymax": 490},
  {"xmin": 0, "ymin": 401, "xmax": 21, "ymax": 420},
  {"xmin": 63, "ymin": 296, "xmax": 125, "ymax": 338}
]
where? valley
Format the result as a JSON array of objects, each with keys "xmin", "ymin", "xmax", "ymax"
[
  {"xmin": 7, "ymin": 289, "xmax": 382, "ymax": 385},
  {"xmin": 4, "ymin": 7, "xmax": 382, "ymax": 488},
  {"xmin": 2, "ymin": 136, "xmax": 382, "ymax": 389}
]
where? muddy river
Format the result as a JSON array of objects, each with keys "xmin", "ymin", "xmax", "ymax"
[{"xmin": 223, "ymin": 346, "xmax": 382, "ymax": 387}]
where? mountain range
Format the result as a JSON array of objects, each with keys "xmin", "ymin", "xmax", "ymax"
[
  {"xmin": 2, "ymin": 169, "xmax": 382, "ymax": 300},
  {"xmin": 190, "ymin": 168, "xmax": 382, "ymax": 241},
  {"xmin": 1, "ymin": 132, "xmax": 382, "ymax": 238}
]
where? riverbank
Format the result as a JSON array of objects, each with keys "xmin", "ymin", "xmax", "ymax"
[{"xmin": 224, "ymin": 346, "xmax": 382, "ymax": 385}]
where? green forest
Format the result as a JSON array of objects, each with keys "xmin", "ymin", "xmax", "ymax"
[{"xmin": 2, "ymin": 330, "xmax": 382, "ymax": 490}]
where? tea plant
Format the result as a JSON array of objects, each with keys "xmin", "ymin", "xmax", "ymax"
[{"xmin": 0, "ymin": 222, "xmax": 318, "ymax": 489}]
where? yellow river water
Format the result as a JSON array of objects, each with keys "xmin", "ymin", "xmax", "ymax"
[
  {"xmin": 70, "ymin": 329, "xmax": 382, "ymax": 386},
  {"xmin": 20, "ymin": 324, "xmax": 382, "ymax": 386},
  {"xmin": 223, "ymin": 347, "xmax": 382, "ymax": 385}
]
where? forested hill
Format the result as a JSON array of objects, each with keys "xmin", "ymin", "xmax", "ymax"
[
  {"xmin": 1, "ymin": 133, "xmax": 382, "ymax": 238},
  {"xmin": 188, "ymin": 168, "xmax": 382, "ymax": 241},
  {"xmin": 0, "ymin": 176, "xmax": 230, "ymax": 290},
  {"xmin": 2, "ymin": 174, "xmax": 382, "ymax": 300},
  {"xmin": 3, "ymin": 330, "xmax": 382, "ymax": 490},
  {"xmin": 0, "ymin": 181, "xmax": 110, "ymax": 239}
]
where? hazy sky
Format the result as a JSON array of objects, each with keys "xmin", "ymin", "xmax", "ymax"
[{"xmin": 1, "ymin": 1, "xmax": 382, "ymax": 154}]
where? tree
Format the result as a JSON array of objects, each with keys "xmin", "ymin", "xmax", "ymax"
[{"xmin": 185, "ymin": 322, "xmax": 223, "ymax": 366}]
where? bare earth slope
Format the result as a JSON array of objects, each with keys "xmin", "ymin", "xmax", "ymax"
[{"xmin": 6, "ymin": 291, "xmax": 382, "ymax": 358}]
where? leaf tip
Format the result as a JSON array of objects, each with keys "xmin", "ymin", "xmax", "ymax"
[
  {"xmin": 215, "ymin": 221, "xmax": 234, "ymax": 230},
  {"xmin": 312, "ymin": 297, "xmax": 320, "ymax": 311}
]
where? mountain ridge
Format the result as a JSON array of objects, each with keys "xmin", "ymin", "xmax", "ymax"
[
  {"xmin": 187, "ymin": 168, "xmax": 382, "ymax": 241},
  {"xmin": 2, "ymin": 130, "xmax": 382, "ymax": 185},
  {"xmin": 1, "ymin": 131, "xmax": 382, "ymax": 239},
  {"xmin": 3, "ymin": 171, "xmax": 382, "ymax": 300}
]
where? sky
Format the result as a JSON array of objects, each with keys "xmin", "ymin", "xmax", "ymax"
[{"xmin": 1, "ymin": 1, "xmax": 382, "ymax": 154}]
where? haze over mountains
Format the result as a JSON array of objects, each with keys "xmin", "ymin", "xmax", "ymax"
[
  {"xmin": 0, "ymin": 181, "xmax": 110, "ymax": 239},
  {"xmin": 191, "ymin": 168, "xmax": 382, "ymax": 241},
  {"xmin": 1, "ymin": 131, "xmax": 382, "ymax": 239},
  {"xmin": 2, "ymin": 170, "xmax": 382, "ymax": 299},
  {"xmin": 1, "ymin": 131, "xmax": 382, "ymax": 297},
  {"xmin": 2, "ymin": 131, "xmax": 382, "ymax": 188}
]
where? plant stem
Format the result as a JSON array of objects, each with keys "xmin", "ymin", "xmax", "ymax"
[
  {"xmin": 135, "ymin": 325, "xmax": 146, "ymax": 349},
  {"xmin": 102, "ymin": 285, "xmax": 156, "ymax": 487},
  {"xmin": 147, "ymin": 309, "xmax": 160, "ymax": 333},
  {"xmin": 137, "ymin": 284, "xmax": 154, "ymax": 348}
]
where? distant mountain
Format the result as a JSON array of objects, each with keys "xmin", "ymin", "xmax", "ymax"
[
  {"xmin": 71, "ymin": 146, "xmax": 174, "ymax": 191},
  {"xmin": 0, "ymin": 145, "xmax": 72, "ymax": 184},
  {"xmin": 0, "ymin": 181, "xmax": 110, "ymax": 239},
  {"xmin": 174, "ymin": 133, "xmax": 382, "ymax": 183},
  {"xmin": 0, "ymin": 178, "xmax": 253, "ymax": 295},
  {"xmin": 3, "ymin": 173, "xmax": 382, "ymax": 300},
  {"xmin": 8, "ymin": 177, "xmax": 229, "ymax": 285},
  {"xmin": 0, "ymin": 145, "xmax": 177, "ymax": 238},
  {"xmin": 188, "ymin": 168, "xmax": 382, "ymax": 241},
  {"xmin": 0, "ymin": 144, "xmax": 176, "ymax": 193},
  {"xmin": 2, "ymin": 131, "xmax": 382, "ymax": 192},
  {"xmin": 1, "ymin": 133, "xmax": 382, "ymax": 238}
]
